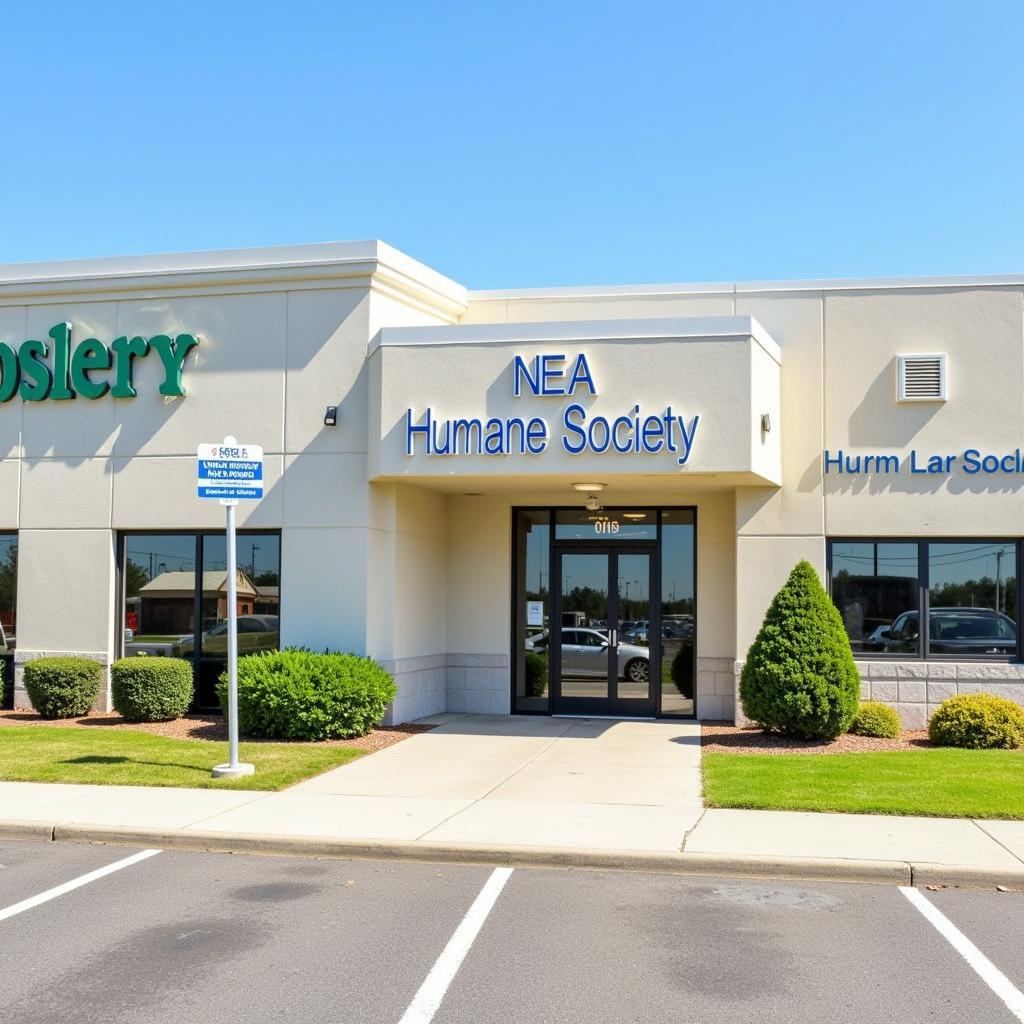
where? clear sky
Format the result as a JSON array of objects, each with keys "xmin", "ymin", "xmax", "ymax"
[{"xmin": 3, "ymin": 2, "xmax": 1021, "ymax": 288}]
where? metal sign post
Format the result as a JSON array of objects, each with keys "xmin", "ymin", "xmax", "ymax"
[{"xmin": 197, "ymin": 435, "xmax": 264, "ymax": 780}]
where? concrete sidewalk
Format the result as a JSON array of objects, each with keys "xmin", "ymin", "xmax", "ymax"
[{"xmin": 1, "ymin": 714, "xmax": 1023, "ymax": 886}]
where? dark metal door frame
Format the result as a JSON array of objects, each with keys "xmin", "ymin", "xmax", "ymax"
[{"xmin": 550, "ymin": 543, "xmax": 659, "ymax": 717}]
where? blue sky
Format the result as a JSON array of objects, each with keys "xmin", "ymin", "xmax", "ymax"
[{"xmin": 2, "ymin": 2, "xmax": 1021, "ymax": 288}]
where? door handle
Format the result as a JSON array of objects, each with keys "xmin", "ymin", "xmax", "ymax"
[{"xmin": 609, "ymin": 629, "xmax": 617, "ymax": 647}]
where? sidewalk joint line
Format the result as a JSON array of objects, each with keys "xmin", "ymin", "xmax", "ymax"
[{"xmin": 968, "ymin": 818, "xmax": 1024, "ymax": 867}]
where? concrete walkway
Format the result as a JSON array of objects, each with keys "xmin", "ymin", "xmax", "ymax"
[{"xmin": 2, "ymin": 714, "xmax": 1024, "ymax": 886}]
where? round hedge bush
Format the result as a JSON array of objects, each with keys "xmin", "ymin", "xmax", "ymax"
[
  {"xmin": 111, "ymin": 657, "xmax": 193, "ymax": 722},
  {"xmin": 929, "ymin": 693, "xmax": 1024, "ymax": 750},
  {"xmin": 23, "ymin": 657, "xmax": 102, "ymax": 718},
  {"xmin": 849, "ymin": 701, "xmax": 901, "ymax": 739},
  {"xmin": 740, "ymin": 560, "xmax": 860, "ymax": 740},
  {"xmin": 218, "ymin": 649, "xmax": 397, "ymax": 740}
]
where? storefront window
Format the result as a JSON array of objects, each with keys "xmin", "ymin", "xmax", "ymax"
[
  {"xmin": 829, "ymin": 539, "xmax": 1020, "ymax": 659},
  {"xmin": 830, "ymin": 542, "xmax": 919, "ymax": 654},
  {"xmin": 199, "ymin": 534, "xmax": 280, "ymax": 709},
  {"xmin": 0, "ymin": 533, "xmax": 16, "ymax": 709},
  {"xmin": 928, "ymin": 543, "xmax": 1017, "ymax": 656},
  {"xmin": 514, "ymin": 511, "xmax": 551, "ymax": 712},
  {"xmin": 122, "ymin": 532, "xmax": 281, "ymax": 710},
  {"xmin": 660, "ymin": 511, "xmax": 695, "ymax": 716}
]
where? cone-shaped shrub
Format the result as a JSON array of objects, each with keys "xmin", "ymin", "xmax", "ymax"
[{"xmin": 740, "ymin": 560, "xmax": 860, "ymax": 739}]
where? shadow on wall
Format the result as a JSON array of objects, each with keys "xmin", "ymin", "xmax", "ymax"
[{"xmin": 847, "ymin": 358, "xmax": 942, "ymax": 447}]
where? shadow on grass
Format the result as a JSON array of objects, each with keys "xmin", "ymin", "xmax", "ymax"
[{"xmin": 60, "ymin": 755, "xmax": 208, "ymax": 773}]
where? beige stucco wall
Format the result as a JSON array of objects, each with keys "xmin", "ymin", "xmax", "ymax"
[{"xmin": 5, "ymin": 241, "xmax": 1024, "ymax": 725}]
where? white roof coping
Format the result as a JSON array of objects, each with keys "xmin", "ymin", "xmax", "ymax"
[
  {"xmin": 372, "ymin": 314, "xmax": 781, "ymax": 363},
  {"xmin": 470, "ymin": 272, "xmax": 1024, "ymax": 299},
  {"xmin": 0, "ymin": 240, "xmax": 468, "ymax": 315}
]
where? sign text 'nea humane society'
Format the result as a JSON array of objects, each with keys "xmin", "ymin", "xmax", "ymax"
[{"xmin": 405, "ymin": 353, "xmax": 701, "ymax": 465}]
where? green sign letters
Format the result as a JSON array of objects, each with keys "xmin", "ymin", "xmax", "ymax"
[{"xmin": 0, "ymin": 323, "xmax": 199, "ymax": 403}]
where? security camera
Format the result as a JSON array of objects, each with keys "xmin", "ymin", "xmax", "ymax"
[{"xmin": 585, "ymin": 494, "xmax": 602, "ymax": 512}]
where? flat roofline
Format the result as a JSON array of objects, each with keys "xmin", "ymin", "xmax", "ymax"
[
  {"xmin": 470, "ymin": 272, "xmax": 1024, "ymax": 299},
  {"xmin": 372, "ymin": 314, "xmax": 781, "ymax": 363},
  {"xmin": 0, "ymin": 240, "xmax": 468, "ymax": 316}
]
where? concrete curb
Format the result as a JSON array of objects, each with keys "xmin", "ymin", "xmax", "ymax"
[{"xmin": 2, "ymin": 820, "xmax": 1022, "ymax": 888}]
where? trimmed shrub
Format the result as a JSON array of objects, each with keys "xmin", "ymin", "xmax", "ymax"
[
  {"xmin": 111, "ymin": 657, "xmax": 193, "ymax": 722},
  {"xmin": 219, "ymin": 649, "xmax": 397, "ymax": 740},
  {"xmin": 929, "ymin": 693, "xmax": 1024, "ymax": 750},
  {"xmin": 525, "ymin": 652, "xmax": 548, "ymax": 697},
  {"xmin": 740, "ymin": 560, "xmax": 860, "ymax": 740},
  {"xmin": 23, "ymin": 657, "xmax": 102, "ymax": 719},
  {"xmin": 850, "ymin": 701, "xmax": 901, "ymax": 739}
]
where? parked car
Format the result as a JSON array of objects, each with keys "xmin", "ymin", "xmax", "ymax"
[
  {"xmin": 172, "ymin": 615, "xmax": 280, "ymax": 658},
  {"xmin": 525, "ymin": 627, "xmax": 650, "ymax": 682},
  {"xmin": 866, "ymin": 607, "xmax": 1017, "ymax": 656}
]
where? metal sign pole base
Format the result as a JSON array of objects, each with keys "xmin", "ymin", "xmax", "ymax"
[{"xmin": 211, "ymin": 762, "xmax": 255, "ymax": 779}]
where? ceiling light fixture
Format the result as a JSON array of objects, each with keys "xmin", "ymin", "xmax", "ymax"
[{"xmin": 572, "ymin": 482, "xmax": 606, "ymax": 492}]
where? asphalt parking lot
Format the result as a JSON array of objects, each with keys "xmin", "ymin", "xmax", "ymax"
[{"xmin": 1, "ymin": 840, "xmax": 1023, "ymax": 1024}]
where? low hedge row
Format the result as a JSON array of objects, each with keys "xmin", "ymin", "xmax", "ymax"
[
  {"xmin": 111, "ymin": 657, "xmax": 193, "ymax": 722},
  {"xmin": 23, "ymin": 657, "xmax": 102, "ymax": 718}
]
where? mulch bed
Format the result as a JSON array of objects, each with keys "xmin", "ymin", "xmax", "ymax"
[
  {"xmin": 0, "ymin": 709, "xmax": 433, "ymax": 751},
  {"xmin": 701, "ymin": 721, "xmax": 932, "ymax": 755}
]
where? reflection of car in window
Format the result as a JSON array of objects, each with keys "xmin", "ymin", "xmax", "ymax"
[
  {"xmin": 527, "ymin": 627, "xmax": 650, "ymax": 682},
  {"xmin": 864, "ymin": 608, "xmax": 1017, "ymax": 655},
  {"xmin": 0, "ymin": 622, "xmax": 12, "ymax": 652},
  {"xmin": 172, "ymin": 615, "xmax": 280, "ymax": 657}
]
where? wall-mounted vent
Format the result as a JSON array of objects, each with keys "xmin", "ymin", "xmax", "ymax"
[{"xmin": 897, "ymin": 353, "xmax": 947, "ymax": 402}]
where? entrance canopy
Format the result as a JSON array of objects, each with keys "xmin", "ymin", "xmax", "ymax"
[{"xmin": 368, "ymin": 316, "xmax": 781, "ymax": 488}]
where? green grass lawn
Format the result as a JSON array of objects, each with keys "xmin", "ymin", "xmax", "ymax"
[
  {"xmin": 703, "ymin": 748, "xmax": 1024, "ymax": 819},
  {"xmin": 0, "ymin": 726, "xmax": 365, "ymax": 791}
]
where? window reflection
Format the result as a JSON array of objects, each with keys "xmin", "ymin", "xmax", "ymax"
[
  {"xmin": 928, "ymin": 543, "xmax": 1017, "ymax": 656},
  {"xmin": 830, "ymin": 543, "xmax": 919, "ymax": 654},
  {"xmin": 661, "ymin": 511, "xmax": 695, "ymax": 716},
  {"xmin": 515, "ymin": 511, "xmax": 550, "ymax": 712},
  {"xmin": 198, "ymin": 534, "xmax": 280, "ymax": 710},
  {"xmin": 0, "ymin": 533, "xmax": 16, "ymax": 709},
  {"xmin": 124, "ymin": 535, "xmax": 198, "ymax": 655},
  {"xmin": 122, "ymin": 532, "xmax": 280, "ymax": 711}
]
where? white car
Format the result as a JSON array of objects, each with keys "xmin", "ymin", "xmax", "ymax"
[{"xmin": 525, "ymin": 627, "xmax": 650, "ymax": 682}]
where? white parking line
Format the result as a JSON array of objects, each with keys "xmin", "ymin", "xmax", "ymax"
[
  {"xmin": 900, "ymin": 886, "xmax": 1024, "ymax": 1022},
  {"xmin": 399, "ymin": 867, "xmax": 513, "ymax": 1024},
  {"xmin": 0, "ymin": 849, "xmax": 162, "ymax": 923}
]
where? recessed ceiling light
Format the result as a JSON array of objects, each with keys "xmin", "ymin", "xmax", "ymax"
[
  {"xmin": 571, "ymin": 482, "xmax": 606, "ymax": 492},
  {"xmin": 622, "ymin": 512, "xmax": 647, "ymax": 520}
]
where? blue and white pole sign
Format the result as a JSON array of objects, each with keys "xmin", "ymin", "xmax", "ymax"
[
  {"xmin": 198, "ymin": 436, "xmax": 261, "ymax": 781},
  {"xmin": 197, "ymin": 441, "xmax": 264, "ymax": 502}
]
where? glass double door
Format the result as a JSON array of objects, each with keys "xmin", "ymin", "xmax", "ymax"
[{"xmin": 552, "ymin": 547, "xmax": 656, "ymax": 717}]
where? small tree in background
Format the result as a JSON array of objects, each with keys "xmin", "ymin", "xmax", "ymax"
[{"xmin": 740, "ymin": 560, "xmax": 860, "ymax": 740}]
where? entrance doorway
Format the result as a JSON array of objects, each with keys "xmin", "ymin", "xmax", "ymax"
[
  {"xmin": 513, "ymin": 508, "xmax": 695, "ymax": 718},
  {"xmin": 552, "ymin": 547, "xmax": 656, "ymax": 716}
]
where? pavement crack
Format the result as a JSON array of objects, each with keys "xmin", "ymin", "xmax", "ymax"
[{"xmin": 680, "ymin": 808, "xmax": 707, "ymax": 852}]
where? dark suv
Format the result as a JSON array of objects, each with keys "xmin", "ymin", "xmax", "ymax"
[{"xmin": 867, "ymin": 607, "xmax": 1017, "ymax": 656}]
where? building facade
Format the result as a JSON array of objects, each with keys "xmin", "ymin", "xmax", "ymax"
[{"xmin": 2, "ymin": 241, "xmax": 1023, "ymax": 726}]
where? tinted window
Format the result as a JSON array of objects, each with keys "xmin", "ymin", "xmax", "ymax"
[
  {"xmin": 661, "ymin": 510, "xmax": 695, "ymax": 716},
  {"xmin": 830, "ymin": 542, "xmax": 919, "ymax": 654},
  {"xmin": 514, "ymin": 511, "xmax": 551, "ymax": 712},
  {"xmin": 928, "ymin": 543, "xmax": 1017, "ymax": 655}
]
